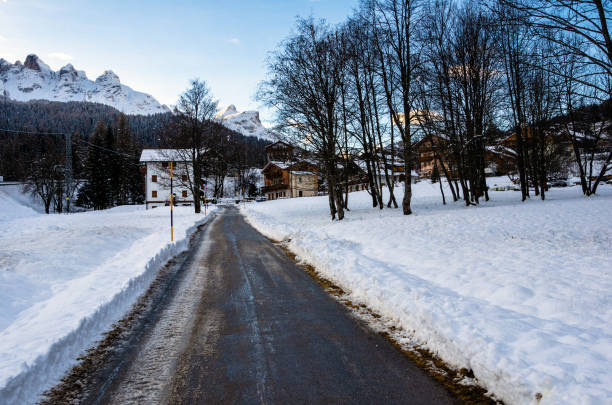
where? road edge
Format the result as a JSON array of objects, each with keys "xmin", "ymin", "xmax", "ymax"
[
  {"xmin": 37, "ymin": 212, "xmax": 217, "ymax": 405},
  {"xmin": 272, "ymin": 238, "xmax": 504, "ymax": 405}
]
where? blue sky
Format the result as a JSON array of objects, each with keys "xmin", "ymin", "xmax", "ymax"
[{"xmin": 0, "ymin": 0, "xmax": 359, "ymax": 121}]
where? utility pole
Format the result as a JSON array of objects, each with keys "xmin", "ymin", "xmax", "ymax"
[
  {"xmin": 65, "ymin": 132, "xmax": 73, "ymax": 213},
  {"xmin": 204, "ymin": 183, "xmax": 207, "ymax": 216},
  {"xmin": 170, "ymin": 161, "xmax": 174, "ymax": 242}
]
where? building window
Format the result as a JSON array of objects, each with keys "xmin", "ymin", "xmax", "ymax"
[
  {"xmin": 152, "ymin": 190, "xmax": 157, "ymax": 198},
  {"xmin": 152, "ymin": 175, "xmax": 157, "ymax": 183},
  {"xmin": 182, "ymin": 175, "xmax": 188, "ymax": 181},
  {"xmin": 182, "ymin": 190, "xmax": 188, "ymax": 198},
  {"xmin": 299, "ymin": 190, "xmax": 303, "ymax": 197},
  {"xmin": 298, "ymin": 177, "xmax": 302, "ymax": 183},
  {"xmin": 162, "ymin": 162, "xmax": 168, "ymax": 168}
]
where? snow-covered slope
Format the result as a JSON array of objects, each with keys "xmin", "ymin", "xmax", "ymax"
[
  {"xmin": 0, "ymin": 54, "xmax": 169, "ymax": 116},
  {"xmin": 215, "ymin": 104, "xmax": 276, "ymax": 140},
  {"xmin": 0, "ymin": 186, "xmax": 215, "ymax": 404}
]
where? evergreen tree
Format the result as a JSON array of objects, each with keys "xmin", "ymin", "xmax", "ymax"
[
  {"xmin": 104, "ymin": 126, "xmax": 121, "ymax": 205},
  {"xmin": 115, "ymin": 114, "xmax": 144, "ymax": 205},
  {"xmin": 78, "ymin": 121, "xmax": 111, "ymax": 209}
]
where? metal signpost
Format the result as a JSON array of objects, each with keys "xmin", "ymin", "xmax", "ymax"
[
  {"xmin": 65, "ymin": 132, "xmax": 72, "ymax": 213},
  {"xmin": 170, "ymin": 161, "xmax": 174, "ymax": 242}
]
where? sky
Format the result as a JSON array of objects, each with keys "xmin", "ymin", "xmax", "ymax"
[{"xmin": 0, "ymin": 0, "xmax": 359, "ymax": 122}]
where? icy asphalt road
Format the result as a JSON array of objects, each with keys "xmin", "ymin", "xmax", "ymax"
[{"xmin": 90, "ymin": 206, "xmax": 459, "ymax": 404}]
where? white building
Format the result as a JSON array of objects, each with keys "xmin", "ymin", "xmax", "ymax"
[{"xmin": 140, "ymin": 149, "xmax": 196, "ymax": 210}]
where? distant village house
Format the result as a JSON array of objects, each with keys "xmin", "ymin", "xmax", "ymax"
[
  {"xmin": 140, "ymin": 149, "xmax": 194, "ymax": 210},
  {"xmin": 262, "ymin": 141, "xmax": 319, "ymax": 200}
]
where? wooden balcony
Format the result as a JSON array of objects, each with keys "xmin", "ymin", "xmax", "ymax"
[{"xmin": 262, "ymin": 183, "xmax": 289, "ymax": 193}]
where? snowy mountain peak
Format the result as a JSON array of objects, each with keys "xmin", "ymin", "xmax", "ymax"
[
  {"xmin": 216, "ymin": 104, "xmax": 238, "ymax": 119},
  {"xmin": 60, "ymin": 63, "xmax": 75, "ymax": 72},
  {"xmin": 95, "ymin": 70, "xmax": 120, "ymax": 84},
  {"xmin": 0, "ymin": 54, "xmax": 170, "ymax": 115},
  {"xmin": 59, "ymin": 64, "xmax": 88, "ymax": 81},
  {"xmin": 0, "ymin": 58, "xmax": 10, "ymax": 71},
  {"xmin": 23, "ymin": 54, "xmax": 52, "ymax": 74},
  {"xmin": 215, "ymin": 105, "xmax": 276, "ymax": 141}
]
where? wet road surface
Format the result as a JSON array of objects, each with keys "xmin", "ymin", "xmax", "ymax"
[{"xmin": 101, "ymin": 206, "xmax": 460, "ymax": 404}]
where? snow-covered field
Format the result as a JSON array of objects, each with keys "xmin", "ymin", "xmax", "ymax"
[
  {"xmin": 241, "ymin": 178, "xmax": 612, "ymax": 405},
  {"xmin": 0, "ymin": 185, "xmax": 214, "ymax": 404}
]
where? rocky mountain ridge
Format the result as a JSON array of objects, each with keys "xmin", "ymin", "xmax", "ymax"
[
  {"xmin": 0, "ymin": 54, "xmax": 169, "ymax": 115},
  {"xmin": 215, "ymin": 104, "xmax": 276, "ymax": 141}
]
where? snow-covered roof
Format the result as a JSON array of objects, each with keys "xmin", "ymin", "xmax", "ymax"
[
  {"xmin": 291, "ymin": 171, "xmax": 317, "ymax": 175},
  {"xmin": 139, "ymin": 149, "xmax": 193, "ymax": 162},
  {"xmin": 487, "ymin": 145, "xmax": 517, "ymax": 157},
  {"xmin": 263, "ymin": 160, "xmax": 291, "ymax": 170}
]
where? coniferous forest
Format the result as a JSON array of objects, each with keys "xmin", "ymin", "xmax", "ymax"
[{"xmin": 0, "ymin": 97, "xmax": 268, "ymax": 212}]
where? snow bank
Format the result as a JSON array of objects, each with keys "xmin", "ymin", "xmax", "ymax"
[
  {"xmin": 241, "ymin": 179, "xmax": 612, "ymax": 405},
  {"xmin": 0, "ymin": 192, "xmax": 215, "ymax": 404},
  {"xmin": 0, "ymin": 184, "xmax": 45, "ymax": 218}
]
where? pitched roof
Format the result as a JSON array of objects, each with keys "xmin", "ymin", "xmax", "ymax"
[
  {"xmin": 139, "ymin": 149, "xmax": 194, "ymax": 162},
  {"xmin": 265, "ymin": 140, "xmax": 294, "ymax": 150},
  {"xmin": 262, "ymin": 160, "xmax": 291, "ymax": 172},
  {"xmin": 262, "ymin": 160, "xmax": 319, "ymax": 173}
]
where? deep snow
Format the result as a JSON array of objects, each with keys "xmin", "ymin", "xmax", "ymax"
[
  {"xmin": 0, "ymin": 186, "xmax": 214, "ymax": 404},
  {"xmin": 241, "ymin": 178, "xmax": 612, "ymax": 405},
  {"xmin": 0, "ymin": 54, "xmax": 169, "ymax": 115}
]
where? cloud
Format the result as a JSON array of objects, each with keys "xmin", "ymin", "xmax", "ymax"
[
  {"xmin": 48, "ymin": 52, "xmax": 73, "ymax": 61},
  {"xmin": 228, "ymin": 38, "xmax": 240, "ymax": 45},
  {"xmin": 0, "ymin": 34, "xmax": 6, "ymax": 41}
]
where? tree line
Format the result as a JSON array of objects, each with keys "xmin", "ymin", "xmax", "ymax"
[
  {"xmin": 1, "ymin": 93, "xmax": 269, "ymax": 213},
  {"xmin": 0, "ymin": 114, "xmax": 147, "ymax": 213},
  {"xmin": 258, "ymin": 0, "xmax": 611, "ymax": 220}
]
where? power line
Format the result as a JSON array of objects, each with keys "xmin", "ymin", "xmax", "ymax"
[
  {"xmin": 76, "ymin": 138, "xmax": 140, "ymax": 159},
  {"xmin": 0, "ymin": 128, "xmax": 67, "ymax": 136},
  {"xmin": 0, "ymin": 127, "xmax": 140, "ymax": 159},
  {"xmin": 0, "ymin": 127, "xmax": 142, "ymax": 209},
  {"xmin": 0, "ymin": 127, "xmax": 75, "ymax": 211}
]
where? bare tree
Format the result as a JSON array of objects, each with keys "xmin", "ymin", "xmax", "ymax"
[
  {"xmin": 173, "ymin": 79, "xmax": 218, "ymax": 213},
  {"xmin": 369, "ymin": 0, "xmax": 423, "ymax": 215},
  {"xmin": 258, "ymin": 18, "xmax": 348, "ymax": 220},
  {"xmin": 24, "ymin": 136, "xmax": 65, "ymax": 214},
  {"xmin": 500, "ymin": 0, "xmax": 611, "ymax": 195},
  {"xmin": 420, "ymin": 0, "xmax": 502, "ymax": 205},
  {"xmin": 343, "ymin": 16, "xmax": 385, "ymax": 209},
  {"xmin": 500, "ymin": 0, "xmax": 611, "ymax": 99}
]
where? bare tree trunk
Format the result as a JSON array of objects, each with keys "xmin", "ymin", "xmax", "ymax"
[
  {"xmin": 438, "ymin": 172, "xmax": 446, "ymax": 204},
  {"xmin": 591, "ymin": 150, "xmax": 612, "ymax": 194},
  {"xmin": 402, "ymin": 142, "xmax": 413, "ymax": 215}
]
